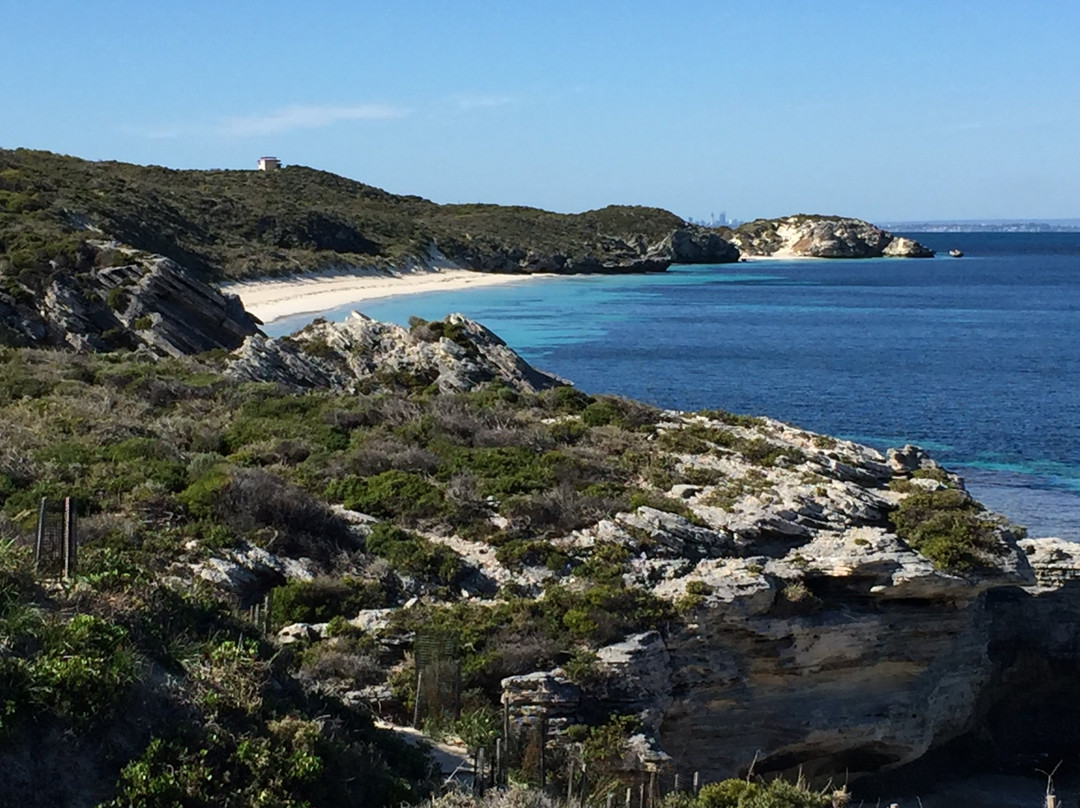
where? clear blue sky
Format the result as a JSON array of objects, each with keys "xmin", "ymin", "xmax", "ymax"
[{"xmin": 2, "ymin": 0, "xmax": 1078, "ymax": 222}]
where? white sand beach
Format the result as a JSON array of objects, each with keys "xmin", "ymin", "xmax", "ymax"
[{"xmin": 221, "ymin": 267, "xmax": 537, "ymax": 324}]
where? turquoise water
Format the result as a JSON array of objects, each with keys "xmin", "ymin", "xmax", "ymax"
[{"xmin": 266, "ymin": 233, "xmax": 1080, "ymax": 540}]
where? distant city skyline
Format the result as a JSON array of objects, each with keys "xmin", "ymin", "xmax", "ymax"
[{"xmin": 2, "ymin": 1, "xmax": 1078, "ymax": 222}]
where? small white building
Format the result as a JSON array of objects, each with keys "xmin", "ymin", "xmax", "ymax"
[{"xmin": 257, "ymin": 156, "xmax": 281, "ymax": 171}]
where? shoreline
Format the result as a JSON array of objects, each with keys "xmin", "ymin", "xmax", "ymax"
[
  {"xmin": 221, "ymin": 266, "xmax": 543, "ymax": 324},
  {"xmin": 222, "ymin": 252, "xmax": 912, "ymax": 325}
]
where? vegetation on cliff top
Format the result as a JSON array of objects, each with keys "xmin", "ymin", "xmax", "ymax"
[
  {"xmin": 0, "ymin": 147, "xmax": 685, "ymax": 283},
  {"xmin": 0, "ymin": 316, "xmax": 1021, "ymax": 803}
]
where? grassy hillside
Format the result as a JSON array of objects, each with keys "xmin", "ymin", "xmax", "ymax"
[{"xmin": 0, "ymin": 148, "xmax": 686, "ymax": 282}]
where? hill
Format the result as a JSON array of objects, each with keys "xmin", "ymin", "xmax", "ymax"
[{"xmin": 0, "ymin": 148, "xmax": 735, "ymax": 283}]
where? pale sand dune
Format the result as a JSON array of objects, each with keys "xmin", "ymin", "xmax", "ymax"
[{"xmin": 221, "ymin": 267, "xmax": 539, "ymax": 323}]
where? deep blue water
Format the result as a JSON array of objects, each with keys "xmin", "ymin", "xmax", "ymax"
[{"xmin": 267, "ymin": 233, "xmax": 1080, "ymax": 540}]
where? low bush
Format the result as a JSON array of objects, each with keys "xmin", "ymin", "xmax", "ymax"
[
  {"xmin": 364, "ymin": 523, "xmax": 464, "ymax": 585},
  {"xmin": 890, "ymin": 488, "xmax": 1006, "ymax": 572},
  {"xmin": 328, "ymin": 470, "xmax": 447, "ymax": 522},
  {"xmin": 270, "ymin": 577, "xmax": 385, "ymax": 627}
]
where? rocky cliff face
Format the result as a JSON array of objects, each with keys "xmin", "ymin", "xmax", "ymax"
[
  {"xmin": 442, "ymin": 225, "xmax": 739, "ymax": 274},
  {"xmin": 0, "ymin": 247, "xmax": 260, "ymax": 354},
  {"xmin": 227, "ymin": 311, "xmax": 566, "ymax": 394},
  {"xmin": 492, "ymin": 415, "xmax": 1034, "ymax": 783},
  {"xmin": 732, "ymin": 216, "xmax": 934, "ymax": 259}
]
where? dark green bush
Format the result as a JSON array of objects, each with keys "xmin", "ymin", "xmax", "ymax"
[
  {"xmin": 270, "ymin": 577, "xmax": 385, "ymax": 627},
  {"xmin": 890, "ymin": 488, "xmax": 1005, "ymax": 572},
  {"xmin": 327, "ymin": 470, "xmax": 447, "ymax": 521},
  {"xmin": 539, "ymin": 385, "xmax": 593, "ymax": 414},
  {"xmin": 364, "ymin": 523, "xmax": 463, "ymax": 585}
]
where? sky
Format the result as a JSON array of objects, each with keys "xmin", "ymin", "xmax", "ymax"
[{"xmin": 2, "ymin": 0, "xmax": 1078, "ymax": 222}]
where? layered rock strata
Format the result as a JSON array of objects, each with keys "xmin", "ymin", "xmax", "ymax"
[
  {"xmin": 0, "ymin": 251, "xmax": 260, "ymax": 354},
  {"xmin": 227, "ymin": 311, "xmax": 566, "ymax": 394}
]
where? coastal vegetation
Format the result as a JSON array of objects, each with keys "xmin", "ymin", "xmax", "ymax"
[
  {"xmin": 0, "ymin": 147, "xmax": 686, "ymax": 282},
  {"xmin": 0, "ymin": 314, "xmax": 1030, "ymax": 805}
]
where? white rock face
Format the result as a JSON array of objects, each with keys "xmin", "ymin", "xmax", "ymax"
[
  {"xmin": 496, "ymin": 410, "xmax": 1034, "ymax": 781},
  {"xmin": 732, "ymin": 216, "xmax": 934, "ymax": 259},
  {"xmin": 228, "ymin": 312, "xmax": 567, "ymax": 394}
]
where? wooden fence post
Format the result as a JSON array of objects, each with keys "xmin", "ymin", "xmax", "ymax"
[
  {"xmin": 539, "ymin": 712, "xmax": 548, "ymax": 789},
  {"xmin": 567, "ymin": 746, "xmax": 575, "ymax": 804},
  {"xmin": 34, "ymin": 497, "xmax": 47, "ymax": 570},
  {"xmin": 412, "ymin": 670, "xmax": 423, "ymax": 728},
  {"xmin": 476, "ymin": 748, "xmax": 485, "ymax": 796},
  {"xmin": 62, "ymin": 497, "xmax": 75, "ymax": 579},
  {"xmin": 495, "ymin": 737, "xmax": 503, "ymax": 786}
]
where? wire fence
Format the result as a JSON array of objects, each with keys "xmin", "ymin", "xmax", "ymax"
[{"xmin": 34, "ymin": 496, "xmax": 77, "ymax": 578}]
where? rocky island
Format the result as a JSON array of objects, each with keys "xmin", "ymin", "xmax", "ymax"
[{"xmin": 729, "ymin": 214, "xmax": 934, "ymax": 259}]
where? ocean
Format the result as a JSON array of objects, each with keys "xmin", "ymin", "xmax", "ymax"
[{"xmin": 266, "ymin": 232, "xmax": 1080, "ymax": 541}]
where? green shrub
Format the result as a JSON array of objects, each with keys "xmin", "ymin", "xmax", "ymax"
[
  {"xmin": 493, "ymin": 538, "xmax": 570, "ymax": 572},
  {"xmin": 270, "ymin": 577, "xmax": 385, "ymax": 627},
  {"xmin": 890, "ymin": 488, "xmax": 1005, "ymax": 572},
  {"xmin": 328, "ymin": 470, "xmax": 447, "ymax": 521},
  {"xmin": 542, "ymin": 582, "xmax": 674, "ymax": 644},
  {"xmin": 225, "ymin": 393, "xmax": 350, "ymax": 454},
  {"xmin": 435, "ymin": 445, "xmax": 564, "ymax": 498},
  {"xmin": 177, "ymin": 463, "xmax": 232, "ymax": 518},
  {"xmin": 697, "ymin": 779, "xmax": 761, "ymax": 808},
  {"xmin": 539, "ymin": 385, "xmax": 593, "ymax": 414},
  {"xmin": 696, "ymin": 778, "xmax": 829, "ymax": 808},
  {"xmin": 364, "ymin": 523, "xmax": 463, "ymax": 585},
  {"xmin": 582, "ymin": 399, "xmax": 621, "ymax": 427},
  {"xmin": 27, "ymin": 614, "xmax": 136, "ymax": 723}
]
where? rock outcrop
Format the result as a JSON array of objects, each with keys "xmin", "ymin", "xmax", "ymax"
[
  {"xmin": 443, "ymin": 224, "xmax": 740, "ymax": 274},
  {"xmin": 227, "ymin": 311, "xmax": 566, "ymax": 394},
  {"xmin": 0, "ymin": 249, "xmax": 261, "ymax": 354},
  {"xmin": 494, "ymin": 413, "xmax": 1034, "ymax": 784},
  {"xmin": 732, "ymin": 216, "xmax": 934, "ymax": 259}
]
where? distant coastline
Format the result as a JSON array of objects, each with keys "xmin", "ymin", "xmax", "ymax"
[{"xmin": 887, "ymin": 219, "xmax": 1080, "ymax": 233}]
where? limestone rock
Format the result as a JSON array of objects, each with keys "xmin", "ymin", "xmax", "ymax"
[
  {"xmin": 192, "ymin": 542, "xmax": 318, "ymax": 598},
  {"xmin": 732, "ymin": 216, "xmax": 934, "ymax": 259},
  {"xmin": 501, "ymin": 671, "xmax": 581, "ymax": 719},
  {"xmin": 883, "ymin": 236, "xmax": 935, "ymax": 258},
  {"xmin": 277, "ymin": 623, "xmax": 320, "ymax": 645},
  {"xmin": 588, "ymin": 632, "xmax": 673, "ymax": 726},
  {"xmin": 614, "ymin": 507, "xmax": 738, "ymax": 559},
  {"xmin": 0, "ymin": 252, "xmax": 261, "ymax": 354},
  {"xmin": 1018, "ymin": 537, "xmax": 1080, "ymax": 588},
  {"xmin": 887, "ymin": 444, "xmax": 936, "ymax": 474},
  {"xmin": 228, "ymin": 312, "xmax": 567, "ymax": 395}
]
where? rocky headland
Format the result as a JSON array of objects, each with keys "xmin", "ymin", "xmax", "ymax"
[
  {"xmin": 1, "ymin": 307, "xmax": 1079, "ymax": 805},
  {"xmin": 731, "ymin": 215, "xmax": 934, "ymax": 259}
]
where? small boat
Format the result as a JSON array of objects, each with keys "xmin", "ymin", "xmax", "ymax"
[{"xmin": 948, "ymin": 249, "xmax": 964, "ymax": 258}]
